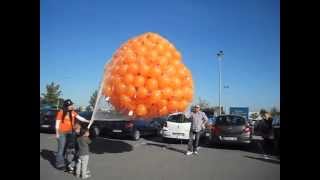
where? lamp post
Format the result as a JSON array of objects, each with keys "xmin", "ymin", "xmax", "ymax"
[
  {"xmin": 217, "ymin": 51, "xmax": 224, "ymax": 116},
  {"xmin": 224, "ymin": 85, "xmax": 229, "ymax": 114}
]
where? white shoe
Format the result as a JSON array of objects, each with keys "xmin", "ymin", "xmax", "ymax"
[
  {"xmin": 186, "ymin": 151, "xmax": 193, "ymax": 156},
  {"xmin": 194, "ymin": 151, "xmax": 199, "ymax": 155},
  {"xmin": 82, "ymin": 174, "xmax": 91, "ymax": 179}
]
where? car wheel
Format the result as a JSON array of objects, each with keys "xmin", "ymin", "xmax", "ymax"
[{"xmin": 132, "ymin": 130, "xmax": 140, "ymax": 141}]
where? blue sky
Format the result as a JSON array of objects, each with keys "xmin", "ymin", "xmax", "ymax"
[{"xmin": 40, "ymin": 0, "xmax": 279, "ymax": 112}]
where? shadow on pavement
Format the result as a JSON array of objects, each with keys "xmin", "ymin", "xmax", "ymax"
[
  {"xmin": 144, "ymin": 142, "xmax": 187, "ymax": 154},
  {"xmin": 40, "ymin": 149, "xmax": 56, "ymax": 168},
  {"xmin": 89, "ymin": 137, "xmax": 133, "ymax": 154},
  {"xmin": 244, "ymin": 155, "xmax": 280, "ymax": 164},
  {"xmin": 144, "ymin": 136, "xmax": 189, "ymax": 144},
  {"xmin": 200, "ymin": 140, "xmax": 277, "ymax": 156}
]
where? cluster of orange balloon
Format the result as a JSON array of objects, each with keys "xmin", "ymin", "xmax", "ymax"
[{"xmin": 103, "ymin": 32, "xmax": 194, "ymax": 119}]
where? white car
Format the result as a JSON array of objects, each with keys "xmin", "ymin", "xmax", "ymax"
[{"xmin": 161, "ymin": 112, "xmax": 191, "ymax": 141}]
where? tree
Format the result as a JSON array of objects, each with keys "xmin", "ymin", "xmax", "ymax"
[
  {"xmin": 250, "ymin": 112, "xmax": 259, "ymax": 120},
  {"xmin": 259, "ymin": 109, "xmax": 268, "ymax": 118},
  {"xmin": 41, "ymin": 82, "xmax": 62, "ymax": 108},
  {"xmin": 89, "ymin": 90, "xmax": 98, "ymax": 109},
  {"xmin": 197, "ymin": 97, "xmax": 210, "ymax": 109}
]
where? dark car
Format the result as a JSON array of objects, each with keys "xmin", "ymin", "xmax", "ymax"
[
  {"xmin": 272, "ymin": 116, "xmax": 280, "ymax": 156},
  {"xmin": 206, "ymin": 115, "xmax": 253, "ymax": 146},
  {"xmin": 40, "ymin": 108, "xmax": 58, "ymax": 133},
  {"xmin": 80, "ymin": 111, "xmax": 166, "ymax": 141}
]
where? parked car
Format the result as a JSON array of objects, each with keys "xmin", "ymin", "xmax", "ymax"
[
  {"xmin": 40, "ymin": 108, "xmax": 58, "ymax": 133},
  {"xmin": 161, "ymin": 112, "xmax": 192, "ymax": 141},
  {"xmin": 203, "ymin": 115, "xmax": 216, "ymax": 141},
  {"xmin": 206, "ymin": 115, "xmax": 253, "ymax": 146},
  {"xmin": 81, "ymin": 111, "xmax": 166, "ymax": 141},
  {"xmin": 272, "ymin": 116, "xmax": 280, "ymax": 156}
]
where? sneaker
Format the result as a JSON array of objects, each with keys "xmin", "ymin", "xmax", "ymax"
[
  {"xmin": 75, "ymin": 174, "xmax": 80, "ymax": 178},
  {"xmin": 186, "ymin": 151, "xmax": 193, "ymax": 156},
  {"xmin": 194, "ymin": 151, "xmax": 199, "ymax": 155},
  {"xmin": 86, "ymin": 170, "xmax": 91, "ymax": 175},
  {"xmin": 82, "ymin": 174, "xmax": 91, "ymax": 179}
]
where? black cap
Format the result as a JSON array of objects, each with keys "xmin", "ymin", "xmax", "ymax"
[{"xmin": 63, "ymin": 99, "xmax": 74, "ymax": 107}]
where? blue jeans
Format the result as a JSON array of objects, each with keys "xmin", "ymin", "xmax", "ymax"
[{"xmin": 55, "ymin": 132, "xmax": 72, "ymax": 168}]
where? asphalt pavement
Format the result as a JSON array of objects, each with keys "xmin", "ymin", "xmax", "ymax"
[{"xmin": 40, "ymin": 133, "xmax": 280, "ymax": 180}]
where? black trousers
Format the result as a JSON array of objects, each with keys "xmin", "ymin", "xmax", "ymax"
[{"xmin": 188, "ymin": 131, "xmax": 201, "ymax": 152}]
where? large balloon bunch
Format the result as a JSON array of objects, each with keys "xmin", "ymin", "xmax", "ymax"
[{"xmin": 103, "ymin": 32, "xmax": 194, "ymax": 119}]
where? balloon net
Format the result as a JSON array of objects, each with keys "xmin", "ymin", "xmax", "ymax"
[{"xmin": 90, "ymin": 60, "xmax": 130, "ymax": 123}]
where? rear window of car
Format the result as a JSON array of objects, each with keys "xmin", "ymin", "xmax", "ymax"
[
  {"xmin": 216, "ymin": 116, "xmax": 246, "ymax": 126},
  {"xmin": 167, "ymin": 114, "xmax": 190, "ymax": 123}
]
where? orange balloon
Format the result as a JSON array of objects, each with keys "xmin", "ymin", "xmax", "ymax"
[
  {"xmin": 136, "ymin": 45, "xmax": 147, "ymax": 56},
  {"xmin": 134, "ymin": 75, "xmax": 145, "ymax": 88},
  {"xmin": 183, "ymin": 87, "xmax": 193, "ymax": 101},
  {"xmin": 126, "ymin": 85, "xmax": 136, "ymax": 98},
  {"xmin": 127, "ymin": 63, "xmax": 139, "ymax": 75},
  {"xmin": 155, "ymin": 44, "xmax": 166, "ymax": 55},
  {"xmin": 163, "ymin": 51, "xmax": 172, "ymax": 60},
  {"xmin": 158, "ymin": 75, "xmax": 171, "ymax": 89},
  {"xmin": 177, "ymin": 67, "xmax": 188, "ymax": 78},
  {"xmin": 172, "ymin": 51, "xmax": 181, "ymax": 59},
  {"xmin": 136, "ymin": 104, "xmax": 147, "ymax": 116},
  {"xmin": 157, "ymin": 99, "xmax": 168, "ymax": 108},
  {"xmin": 136, "ymin": 87, "xmax": 149, "ymax": 99},
  {"xmin": 149, "ymin": 90, "xmax": 162, "ymax": 103},
  {"xmin": 158, "ymin": 56, "xmax": 169, "ymax": 68},
  {"xmin": 163, "ymin": 65, "xmax": 175, "ymax": 76},
  {"xmin": 177, "ymin": 100, "xmax": 188, "ymax": 112},
  {"xmin": 145, "ymin": 78, "xmax": 158, "ymax": 91},
  {"xmin": 123, "ymin": 56, "xmax": 136, "ymax": 65},
  {"xmin": 171, "ymin": 58, "xmax": 181, "ymax": 67},
  {"xmin": 182, "ymin": 77, "xmax": 193, "ymax": 87},
  {"xmin": 118, "ymin": 64, "xmax": 128, "ymax": 76},
  {"xmin": 159, "ymin": 106, "xmax": 168, "ymax": 116},
  {"xmin": 167, "ymin": 100, "xmax": 179, "ymax": 112},
  {"xmin": 124, "ymin": 74, "xmax": 134, "ymax": 85},
  {"xmin": 139, "ymin": 63, "xmax": 150, "ymax": 76},
  {"xmin": 149, "ymin": 66, "xmax": 162, "ymax": 79},
  {"xmin": 172, "ymin": 89, "xmax": 183, "ymax": 100},
  {"xmin": 162, "ymin": 87, "xmax": 173, "ymax": 99},
  {"xmin": 115, "ymin": 83, "xmax": 127, "ymax": 95},
  {"xmin": 112, "ymin": 75, "xmax": 122, "ymax": 86},
  {"xmin": 120, "ymin": 95, "xmax": 131, "ymax": 106},
  {"xmin": 103, "ymin": 85, "xmax": 113, "ymax": 97},
  {"xmin": 171, "ymin": 77, "xmax": 181, "ymax": 89}
]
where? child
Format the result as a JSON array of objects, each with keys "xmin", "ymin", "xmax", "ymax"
[
  {"xmin": 64, "ymin": 121, "xmax": 82, "ymax": 173},
  {"xmin": 76, "ymin": 128, "xmax": 92, "ymax": 179}
]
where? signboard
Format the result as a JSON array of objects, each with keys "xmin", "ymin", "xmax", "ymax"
[{"xmin": 229, "ymin": 107, "xmax": 249, "ymax": 119}]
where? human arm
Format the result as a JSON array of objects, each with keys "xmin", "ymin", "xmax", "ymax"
[
  {"xmin": 202, "ymin": 112, "xmax": 209, "ymax": 125},
  {"xmin": 55, "ymin": 120, "xmax": 60, "ymax": 138},
  {"xmin": 76, "ymin": 114, "xmax": 90, "ymax": 123},
  {"xmin": 55, "ymin": 110, "xmax": 62, "ymax": 138}
]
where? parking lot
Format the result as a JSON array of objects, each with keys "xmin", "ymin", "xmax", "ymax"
[{"xmin": 40, "ymin": 132, "xmax": 279, "ymax": 180}]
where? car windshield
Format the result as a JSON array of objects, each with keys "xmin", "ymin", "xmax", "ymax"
[
  {"xmin": 167, "ymin": 114, "xmax": 190, "ymax": 123},
  {"xmin": 216, "ymin": 116, "xmax": 246, "ymax": 126}
]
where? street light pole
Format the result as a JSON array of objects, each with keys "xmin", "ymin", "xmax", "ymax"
[{"xmin": 217, "ymin": 51, "xmax": 224, "ymax": 116}]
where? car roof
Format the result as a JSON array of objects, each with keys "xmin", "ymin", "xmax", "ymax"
[{"xmin": 168, "ymin": 112, "xmax": 185, "ymax": 116}]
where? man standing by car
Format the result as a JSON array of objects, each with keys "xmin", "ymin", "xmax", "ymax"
[{"xmin": 185, "ymin": 105, "xmax": 208, "ymax": 155}]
